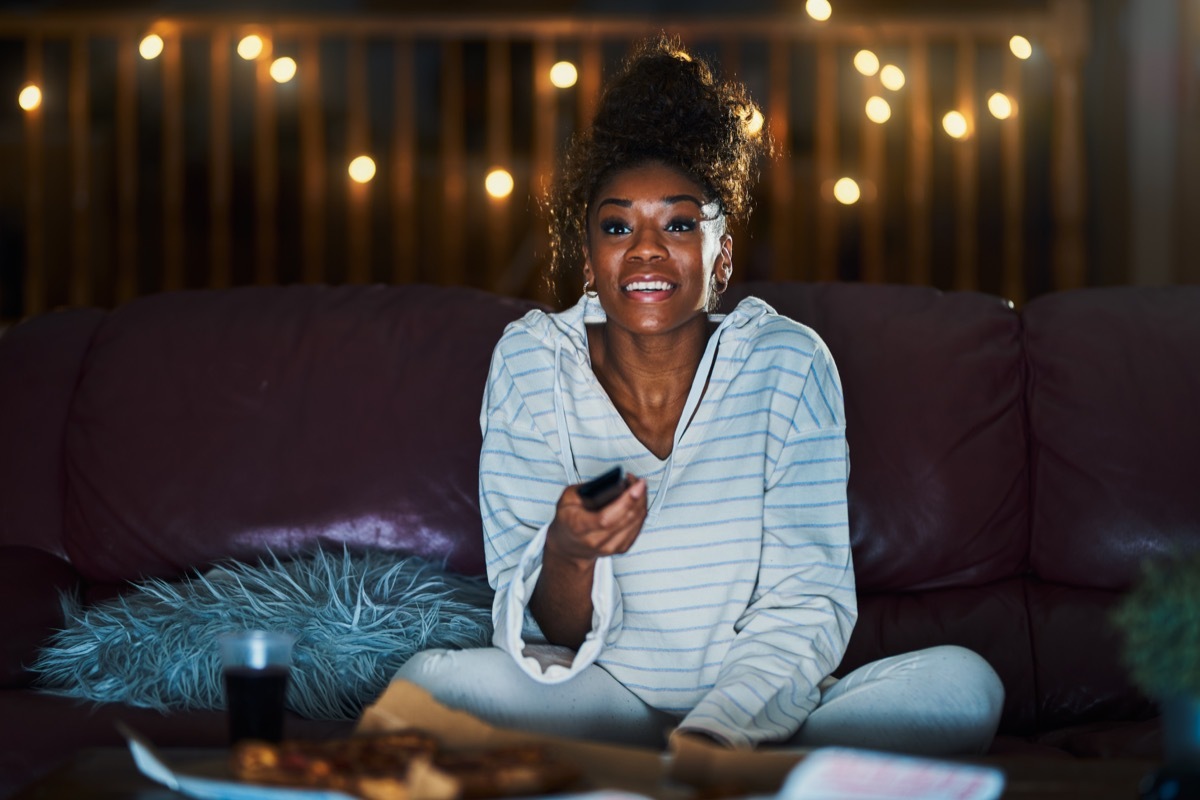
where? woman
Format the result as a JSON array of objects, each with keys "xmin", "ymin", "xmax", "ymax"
[{"xmin": 397, "ymin": 36, "xmax": 1003, "ymax": 754}]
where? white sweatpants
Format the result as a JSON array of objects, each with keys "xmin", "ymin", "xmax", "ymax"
[{"xmin": 393, "ymin": 644, "xmax": 1004, "ymax": 755}]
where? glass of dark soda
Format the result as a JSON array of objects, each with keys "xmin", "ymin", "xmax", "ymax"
[{"xmin": 218, "ymin": 630, "xmax": 294, "ymax": 745}]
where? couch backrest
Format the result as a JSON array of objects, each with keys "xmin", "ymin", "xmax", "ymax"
[
  {"xmin": 1022, "ymin": 286, "xmax": 1200, "ymax": 730},
  {"xmin": 0, "ymin": 284, "xmax": 543, "ymax": 582}
]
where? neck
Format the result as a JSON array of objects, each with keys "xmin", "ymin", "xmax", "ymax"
[{"xmin": 588, "ymin": 313, "xmax": 712, "ymax": 411}]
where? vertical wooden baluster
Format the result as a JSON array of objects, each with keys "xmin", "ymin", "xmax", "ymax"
[
  {"xmin": 68, "ymin": 34, "xmax": 90, "ymax": 307},
  {"xmin": 721, "ymin": 37, "xmax": 741, "ymax": 81},
  {"xmin": 1180, "ymin": 0, "xmax": 1200, "ymax": 284},
  {"xmin": 1000, "ymin": 46, "xmax": 1025, "ymax": 305},
  {"xmin": 116, "ymin": 29, "xmax": 138, "ymax": 301},
  {"xmin": 439, "ymin": 39, "xmax": 466, "ymax": 287},
  {"xmin": 254, "ymin": 36, "xmax": 277, "ymax": 286},
  {"xmin": 768, "ymin": 37, "xmax": 793, "ymax": 280},
  {"xmin": 346, "ymin": 37, "xmax": 370, "ymax": 284},
  {"xmin": 23, "ymin": 35, "xmax": 45, "ymax": 317},
  {"xmin": 907, "ymin": 37, "xmax": 932, "ymax": 287},
  {"xmin": 1048, "ymin": 0, "xmax": 1089, "ymax": 291},
  {"xmin": 814, "ymin": 41, "xmax": 838, "ymax": 282},
  {"xmin": 532, "ymin": 37, "xmax": 557, "ymax": 304},
  {"xmin": 486, "ymin": 38, "xmax": 512, "ymax": 292},
  {"xmin": 299, "ymin": 34, "xmax": 325, "ymax": 284},
  {"xmin": 210, "ymin": 27, "xmax": 232, "ymax": 289},
  {"xmin": 162, "ymin": 30, "xmax": 184, "ymax": 291},
  {"xmin": 861, "ymin": 67, "xmax": 885, "ymax": 284},
  {"xmin": 578, "ymin": 36, "xmax": 601, "ymax": 132},
  {"xmin": 391, "ymin": 38, "xmax": 416, "ymax": 285},
  {"xmin": 952, "ymin": 36, "xmax": 978, "ymax": 291}
]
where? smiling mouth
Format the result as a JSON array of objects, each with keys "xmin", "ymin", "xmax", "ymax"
[{"xmin": 622, "ymin": 280, "xmax": 677, "ymax": 293}]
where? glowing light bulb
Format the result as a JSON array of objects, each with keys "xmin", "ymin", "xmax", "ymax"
[
  {"xmin": 485, "ymin": 169, "xmax": 514, "ymax": 199},
  {"xmin": 549, "ymin": 61, "xmax": 578, "ymax": 89},
  {"xmin": 238, "ymin": 35, "xmax": 264, "ymax": 61},
  {"xmin": 942, "ymin": 110, "xmax": 969, "ymax": 139},
  {"xmin": 270, "ymin": 57, "xmax": 297, "ymax": 83},
  {"xmin": 879, "ymin": 65, "xmax": 906, "ymax": 91},
  {"xmin": 139, "ymin": 34, "xmax": 164, "ymax": 61},
  {"xmin": 865, "ymin": 96, "xmax": 891, "ymax": 124},
  {"xmin": 348, "ymin": 155, "xmax": 376, "ymax": 183},
  {"xmin": 854, "ymin": 50, "xmax": 880, "ymax": 77},
  {"xmin": 18, "ymin": 84, "xmax": 42, "ymax": 111},
  {"xmin": 745, "ymin": 108, "xmax": 764, "ymax": 136},
  {"xmin": 805, "ymin": 0, "xmax": 832, "ymax": 22},
  {"xmin": 1009, "ymin": 35, "xmax": 1033, "ymax": 60},
  {"xmin": 988, "ymin": 92, "xmax": 1014, "ymax": 120},
  {"xmin": 833, "ymin": 178, "xmax": 861, "ymax": 205}
]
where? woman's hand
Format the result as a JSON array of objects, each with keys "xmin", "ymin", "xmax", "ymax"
[
  {"xmin": 546, "ymin": 474, "xmax": 648, "ymax": 566},
  {"xmin": 528, "ymin": 475, "xmax": 647, "ymax": 648}
]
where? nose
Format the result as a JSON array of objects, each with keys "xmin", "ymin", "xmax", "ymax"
[{"xmin": 626, "ymin": 226, "xmax": 667, "ymax": 261}]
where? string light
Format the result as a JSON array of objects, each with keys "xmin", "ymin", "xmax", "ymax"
[
  {"xmin": 270, "ymin": 57, "xmax": 297, "ymax": 83},
  {"xmin": 942, "ymin": 110, "xmax": 970, "ymax": 139},
  {"xmin": 805, "ymin": 0, "xmax": 832, "ymax": 22},
  {"xmin": 879, "ymin": 65, "xmax": 906, "ymax": 91},
  {"xmin": 237, "ymin": 35, "xmax": 264, "ymax": 60},
  {"xmin": 988, "ymin": 92, "xmax": 1015, "ymax": 119},
  {"xmin": 865, "ymin": 96, "xmax": 891, "ymax": 124},
  {"xmin": 93, "ymin": 24, "xmax": 1033, "ymax": 210},
  {"xmin": 833, "ymin": 178, "xmax": 861, "ymax": 205},
  {"xmin": 139, "ymin": 34, "xmax": 164, "ymax": 61},
  {"xmin": 18, "ymin": 84, "xmax": 42, "ymax": 111},
  {"xmin": 854, "ymin": 50, "xmax": 880, "ymax": 77},
  {"xmin": 485, "ymin": 168, "xmax": 514, "ymax": 199},
  {"xmin": 348, "ymin": 155, "xmax": 376, "ymax": 183},
  {"xmin": 549, "ymin": 61, "xmax": 578, "ymax": 89}
]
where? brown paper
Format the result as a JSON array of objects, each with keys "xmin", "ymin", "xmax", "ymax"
[
  {"xmin": 356, "ymin": 680, "xmax": 684, "ymax": 798},
  {"xmin": 356, "ymin": 680, "xmax": 810, "ymax": 799}
]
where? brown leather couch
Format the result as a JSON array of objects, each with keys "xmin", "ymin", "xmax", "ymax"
[{"xmin": 1, "ymin": 281, "xmax": 1192, "ymax": 796}]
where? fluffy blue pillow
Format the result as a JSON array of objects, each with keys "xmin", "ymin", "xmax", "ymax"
[{"xmin": 30, "ymin": 548, "xmax": 494, "ymax": 719}]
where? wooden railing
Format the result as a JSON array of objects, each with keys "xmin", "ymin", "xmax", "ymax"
[{"xmin": 0, "ymin": 3, "xmax": 1088, "ymax": 319}]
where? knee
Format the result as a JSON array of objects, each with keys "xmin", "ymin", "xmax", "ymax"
[
  {"xmin": 926, "ymin": 645, "xmax": 1005, "ymax": 745},
  {"xmin": 393, "ymin": 648, "xmax": 460, "ymax": 692},
  {"xmin": 930, "ymin": 646, "xmax": 1004, "ymax": 711}
]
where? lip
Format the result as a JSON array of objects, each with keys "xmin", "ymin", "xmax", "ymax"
[{"xmin": 619, "ymin": 275, "xmax": 679, "ymax": 302}]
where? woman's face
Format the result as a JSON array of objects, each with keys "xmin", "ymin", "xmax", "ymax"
[{"xmin": 583, "ymin": 161, "xmax": 732, "ymax": 338}]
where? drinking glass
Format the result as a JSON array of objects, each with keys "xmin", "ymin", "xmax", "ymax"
[{"xmin": 218, "ymin": 630, "xmax": 294, "ymax": 745}]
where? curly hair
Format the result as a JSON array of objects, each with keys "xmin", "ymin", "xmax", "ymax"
[{"xmin": 546, "ymin": 34, "xmax": 773, "ymax": 286}]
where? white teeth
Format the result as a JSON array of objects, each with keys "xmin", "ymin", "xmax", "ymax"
[{"xmin": 624, "ymin": 281, "xmax": 672, "ymax": 292}]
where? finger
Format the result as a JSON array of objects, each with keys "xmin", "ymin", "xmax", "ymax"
[{"xmin": 597, "ymin": 477, "xmax": 647, "ymax": 523}]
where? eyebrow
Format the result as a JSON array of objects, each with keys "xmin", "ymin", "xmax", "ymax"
[{"xmin": 595, "ymin": 193, "xmax": 706, "ymax": 211}]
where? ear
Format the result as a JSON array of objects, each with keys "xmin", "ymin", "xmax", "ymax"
[
  {"xmin": 582, "ymin": 246, "xmax": 593, "ymax": 284},
  {"xmin": 714, "ymin": 234, "xmax": 733, "ymax": 293}
]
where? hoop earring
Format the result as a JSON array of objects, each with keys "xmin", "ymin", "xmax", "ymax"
[{"xmin": 583, "ymin": 280, "xmax": 598, "ymax": 298}]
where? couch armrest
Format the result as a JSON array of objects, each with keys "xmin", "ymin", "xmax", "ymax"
[{"xmin": 0, "ymin": 546, "xmax": 80, "ymax": 688}]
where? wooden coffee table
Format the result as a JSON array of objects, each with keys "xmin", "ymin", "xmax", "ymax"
[{"xmin": 9, "ymin": 746, "xmax": 1158, "ymax": 799}]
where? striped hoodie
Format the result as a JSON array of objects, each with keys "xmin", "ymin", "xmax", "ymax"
[{"xmin": 479, "ymin": 292, "xmax": 857, "ymax": 747}]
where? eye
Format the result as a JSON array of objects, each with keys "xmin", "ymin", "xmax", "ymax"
[
  {"xmin": 666, "ymin": 217, "xmax": 697, "ymax": 233},
  {"xmin": 599, "ymin": 218, "xmax": 632, "ymax": 235}
]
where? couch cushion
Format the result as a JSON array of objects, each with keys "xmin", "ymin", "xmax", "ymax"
[
  {"xmin": 1024, "ymin": 286, "xmax": 1200, "ymax": 588},
  {"xmin": 1025, "ymin": 580, "xmax": 1157, "ymax": 730},
  {"xmin": 62, "ymin": 284, "xmax": 540, "ymax": 582},
  {"xmin": 724, "ymin": 282, "xmax": 1028, "ymax": 592}
]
